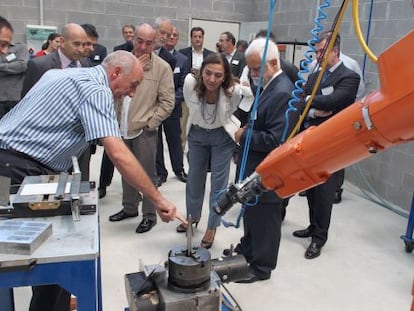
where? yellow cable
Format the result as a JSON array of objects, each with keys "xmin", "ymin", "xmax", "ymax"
[
  {"xmin": 287, "ymin": 0, "xmax": 351, "ymax": 141},
  {"xmin": 352, "ymin": 0, "xmax": 378, "ymax": 62}
]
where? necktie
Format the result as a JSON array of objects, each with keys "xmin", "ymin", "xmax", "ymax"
[
  {"xmin": 68, "ymin": 61, "xmax": 77, "ymax": 68},
  {"xmin": 322, "ymin": 70, "xmax": 331, "ymax": 83}
]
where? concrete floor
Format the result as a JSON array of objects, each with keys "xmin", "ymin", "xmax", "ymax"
[{"xmin": 14, "ymin": 147, "xmax": 414, "ymax": 310}]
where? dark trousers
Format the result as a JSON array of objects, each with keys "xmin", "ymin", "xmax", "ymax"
[
  {"xmin": 306, "ymin": 172, "xmax": 339, "ymax": 246},
  {"xmin": 0, "ymin": 149, "xmax": 71, "ymax": 311},
  {"xmin": 77, "ymin": 145, "xmax": 95, "ymax": 181},
  {"xmin": 98, "ymin": 150, "xmax": 114, "ymax": 189},
  {"xmin": 156, "ymin": 117, "xmax": 184, "ymax": 178},
  {"xmin": 336, "ymin": 169, "xmax": 345, "ymax": 192},
  {"xmin": 235, "ymin": 201, "xmax": 282, "ymax": 279},
  {"xmin": 0, "ymin": 101, "xmax": 18, "ymax": 119}
]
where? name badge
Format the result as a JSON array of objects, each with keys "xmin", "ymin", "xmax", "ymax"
[
  {"xmin": 173, "ymin": 67, "xmax": 181, "ymax": 74},
  {"xmin": 321, "ymin": 86, "xmax": 334, "ymax": 95},
  {"xmin": 6, "ymin": 53, "xmax": 16, "ymax": 62},
  {"xmin": 94, "ymin": 55, "xmax": 100, "ymax": 61},
  {"xmin": 231, "ymin": 59, "xmax": 239, "ymax": 65}
]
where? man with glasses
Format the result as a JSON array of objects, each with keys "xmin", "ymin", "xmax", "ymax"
[
  {"xmin": 153, "ymin": 16, "xmax": 176, "ymax": 70},
  {"xmin": 0, "ymin": 16, "xmax": 29, "ymax": 118}
]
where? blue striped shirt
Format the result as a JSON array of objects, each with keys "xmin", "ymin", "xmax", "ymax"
[{"xmin": 0, "ymin": 65, "xmax": 121, "ymax": 171}]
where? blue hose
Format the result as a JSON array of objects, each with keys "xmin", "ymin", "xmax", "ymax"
[
  {"xmin": 362, "ymin": 0, "xmax": 374, "ymax": 78},
  {"xmin": 281, "ymin": 0, "xmax": 331, "ymax": 142},
  {"xmin": 221, "ymin": 0, "xmax": 278, "ymax": 229}
]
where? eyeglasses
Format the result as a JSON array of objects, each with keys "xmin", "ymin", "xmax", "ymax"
[{"xmin": 0, "ymin": 40, "xmax": 12, "ymax": 48}]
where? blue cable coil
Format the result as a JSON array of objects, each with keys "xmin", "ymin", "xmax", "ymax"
[
  {"xmin": 281, "ymin": 0, "xmax": 331, "ymax": 142},
  {"xmin": 221, "ymin": 0, "xmax": 332, "ymax": 228}
]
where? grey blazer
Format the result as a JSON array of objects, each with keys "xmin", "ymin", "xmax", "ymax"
[{"xmin": 21, "ymin": 51, "xmax": 91, "ymax": 97}]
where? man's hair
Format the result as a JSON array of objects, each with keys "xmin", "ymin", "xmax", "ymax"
[
  {"xmin": 134, "ymin": 23, "xmax": 155, "ymax": 37},
  {"xmin": 236, "ymin": 40, "xmax": 248, "ymax": 50},
  {"xmin": 0, "ymin": 16, "xmax": 13, "ymax": 32},
  {"xmin": 153, "ymin": 16, "xmax": 172, "ymax": 30},
  {"xmin": 318, "ymin": 30, "xmax": 341, "ymax": 54},
  {"xmin": 245, "ymin": 38, "xmax": 280, "ymax": 64},
  {"xmin": 255, "ymin": 29, "xmax": 276, "ymax": 42},
  {"xmin": 102, "ymin": 50, "xmax": 136, "ymax": 75},
  {"xmin": 190, "ymin": 27, "xmax": 205, "ymax": 37},
  {"xmin": 122, "ymin": 24, "xmax": 135, "ymax": 32},
  {"xmin": 222, "ymin": 31, "xmax": 236, "ymax": 45},
  {"xmin": 81, "ymin": 24, "xmax": 99, "ymax": 39}
]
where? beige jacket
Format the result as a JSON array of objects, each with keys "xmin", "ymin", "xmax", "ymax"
[{"xmin": 116, "ymin": 53, "xmax": 175, "ymax": 137}]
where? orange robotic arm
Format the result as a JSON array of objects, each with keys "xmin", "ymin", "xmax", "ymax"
[
  {"xmin": 214, "ymin": 30, "xmax": 414, "ymax": 216},
  {"xmin": 257, "ymin": 30, "xmax": 414, "ymax": 198}
]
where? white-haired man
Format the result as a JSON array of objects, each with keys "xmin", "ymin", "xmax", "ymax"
[{"xmin": 228, "ymin": 38, "xmax": 300, "ymax": 283}]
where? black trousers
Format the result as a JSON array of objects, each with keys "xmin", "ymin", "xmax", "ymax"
[
  {"xmin": 156, "ymin": 117, "xmax": 184, "ymax": 178},
  {"xmin": 235, "ymin": 201, "xmax": 282, "ymax": 279},
  {"xmin": 0, "ymin": 101, "xmax": 18, "ymax": 119},
  {"xmin": 98, "ymin": 150, "xmax": 114, "ymax": 189},
  {"xmin": 306, "ymin": 171, "xmax": 339, "ymax": 246},
  {"xmin": 0, "ymin": 149, "xmax": 71, "ymax": 311}
]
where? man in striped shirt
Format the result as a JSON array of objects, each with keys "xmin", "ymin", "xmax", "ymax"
[{"xmin": 0, "ymin": 50, "xmax": 177, "ymax": 311}]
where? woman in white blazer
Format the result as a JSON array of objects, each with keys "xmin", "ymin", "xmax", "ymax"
[{"xmin": 179, "ymin": 53, "xmax": 252, "ymax": 249}]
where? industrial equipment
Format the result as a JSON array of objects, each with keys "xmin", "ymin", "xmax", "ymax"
[
  {"xmin": 0, "ymin": 157, "xmax": 96, "ymax": 220},
  {"xmin": 125, "ymin": 221, "xmax": 247, "ymax": 311},
  {"xmin": 215, "ymin": 30, "xmax": 414, "ymax": 217}
]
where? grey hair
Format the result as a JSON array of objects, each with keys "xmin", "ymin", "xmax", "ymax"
[
  {"xmin": 134, "ymin": 23, "xmax": 155, "ymax": 36},
  {"xmin": 245, "ymin": 38, "xmax": 280, "ymax": 64},
  {"xmin": 102, "ymin": 50, "xmax": 136, "ymax": 75},
  {"xmin": 153, "ymin": 16, "xmax": 172, "ymax": 29}
]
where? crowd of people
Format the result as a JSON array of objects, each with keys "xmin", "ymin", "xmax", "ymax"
[{"xmin": 0, "ymin": 14, "xmax": 365, "ymax": 310}]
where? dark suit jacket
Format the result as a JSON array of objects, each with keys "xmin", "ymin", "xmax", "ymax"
[
  {"xmin": 238, "ymin": 73, "xmax": 298, "ymax": 203},
  {"xmin": 113, "ymin": 41, "xmax": 133, "ymax": 52},
  {"xmin": 88, "ymin": 43, "xmax": 107, "ymax": 66},
  {"xmin": 158, "ymin": 47, "xmax": 176, "ymax": 71},
  {"xmin": 21, "ymin": 51, "xmax": 91, "ymax": 97},
  {"xmin": 280, "ymin": 58, "xmax": 299, "ymax": 84},
  {"xmin": 170, "ymin": 50, "xmax": 190, "ymax": 118},
  {"xmin": 229, "ymin": 50, "xmax": 246, "ymax": 78},
  {"xmin": 304, "ymin": 62, "xmax": 360, "ymax": 126},
  {"xmin": 179, "ymin": 46, "xmax": 213, "ymax": 70}
]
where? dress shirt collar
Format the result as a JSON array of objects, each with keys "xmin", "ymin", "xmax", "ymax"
[
  {"xmin": 262, "ymin": 69, "xmax": 283, "ymax": 90},
  {"xmin": 327, "ymin": 60, "xmax": 342, "ymax": 74},
  {"xmin": 58, "ymin": 49, "xmax": 79, "ymax": 68}
]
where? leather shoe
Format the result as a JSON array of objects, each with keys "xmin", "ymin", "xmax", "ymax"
[
  {"xmin": 334, "ymin": 188, "xmax": 343, "ymax": 204},
  {"xmin": 98, "ymin": 187, "xmax": 106, "ymax": 199},
  {"xmin": 298, "ymin": 190, "xmax": 307, "ymax": 197},
  {"xmin": 293, "ymin": 227, "xmax": 313, "ymax": 238},
  {"xmin": 175, "ymin": 171, "xmax": 187, "ymax": 183},
  {"xmin": 155, "ymin": 175, "xmax": 167, "ymax": 187},
  {"xmin": 305, "ymin": 242, "xmax": 322, "ymax": 259},
  {"xmin": 235, "ymin": 271, "xmax": 270, "ymax": 284},
  {"xmin": 109, "ymin": 210, "xmax": 138, "ymax": 222},
  {"xmin": 136, "ymin": 218, "xmax": 156, "ymax": 233}
]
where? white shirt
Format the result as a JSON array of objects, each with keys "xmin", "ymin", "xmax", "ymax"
[{"xmin": 192, "ymin": 48, "xmax": 204, "ymax": 69}]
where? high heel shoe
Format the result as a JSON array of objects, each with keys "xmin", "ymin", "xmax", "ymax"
[
  {"xmin": 176, "ymin": 220, "xmax": 199, "ymax": 233},
  {"xmin": 200, "ymin": 229, "xmax": 216, "ymax": 249}
]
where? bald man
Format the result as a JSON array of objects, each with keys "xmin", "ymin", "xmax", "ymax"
[
  {"xmin": 21, "ymin": 23, "xmax": 90, "ymax": 97},
  {"xmin": 1, "ymin": 50, "xmax": 177, "ymax": 310}
]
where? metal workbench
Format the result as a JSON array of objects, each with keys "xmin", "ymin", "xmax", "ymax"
[{"xmin": 0, "ymin": 210, "xmax": 102, "ymax": 311}]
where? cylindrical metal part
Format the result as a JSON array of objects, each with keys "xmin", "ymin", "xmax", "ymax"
[
  {"xmin": 211, "ymin": 255, "xmax": 249, "ymax": 283},
  {"xmin": 168, "ymin": 246, "xmax": 211, "ymax": 293}
]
